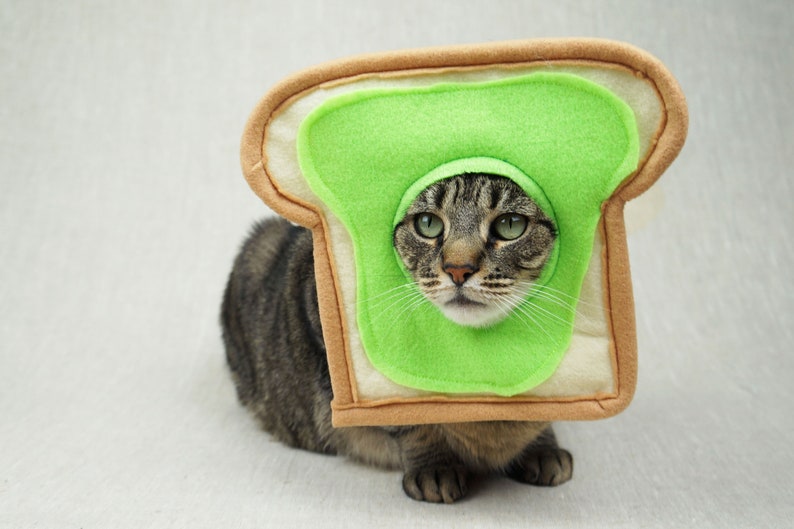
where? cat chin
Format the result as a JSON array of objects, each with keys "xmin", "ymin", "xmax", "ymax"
[{"xmin": 438, "ymin": 303, "xmax": 507, "ymax": 328}]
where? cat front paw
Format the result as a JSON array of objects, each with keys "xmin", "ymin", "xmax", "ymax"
[
  {"xmin": 508, "ymin": 448, "xmax": 573, "ymax": 487},
  {"xmin": 402, "ymin": 465, "xmax": 468, "ymax": 503}
]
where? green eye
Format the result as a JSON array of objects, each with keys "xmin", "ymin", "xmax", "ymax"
[
  {"xmin": 414, "ymin": 213, "xmax": 444, "ymax": 238},
  {"xmin": 493, "ymin": 214, "xmax": 528, "ymax": 240}
]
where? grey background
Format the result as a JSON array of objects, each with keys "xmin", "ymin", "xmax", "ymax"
[{"xmin": 1, "ymin": 1, "xmax": 792, "ymax": 527}]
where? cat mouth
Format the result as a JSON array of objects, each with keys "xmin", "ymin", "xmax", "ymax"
[
  {"xmin": 438, "ymin": 292, "xmax": 503, "ymax": 327},
  {"xmin": 447, "ymin": 294, "xmax": 485, "ymax": 307}
]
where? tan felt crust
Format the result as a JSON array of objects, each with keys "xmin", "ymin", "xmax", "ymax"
[{"xmin": 240, "ymin": 38, "xmax": 688, "ymax": 426}]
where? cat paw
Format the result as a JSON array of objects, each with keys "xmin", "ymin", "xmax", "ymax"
[
  {"xmin": 508, "ymin": 448, "xmax": 573, "ymax": 487},
  {"xmin": 402, "ymin": 465, "xmax": 468, "ymax": 503}
]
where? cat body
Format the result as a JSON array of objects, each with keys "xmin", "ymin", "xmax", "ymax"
[{"xmin": 221, "ymin": 174, "xmax": 573, "ymax": 503}]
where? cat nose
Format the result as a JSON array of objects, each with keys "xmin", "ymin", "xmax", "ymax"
[{"xmin": 443, "ymin": 263, "xmax": 478, "ymax": 286}]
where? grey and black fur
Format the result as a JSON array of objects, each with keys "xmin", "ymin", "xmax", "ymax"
[{"xmin": 221, "ymin": 174, "xmax": 573, "ymax": 503}]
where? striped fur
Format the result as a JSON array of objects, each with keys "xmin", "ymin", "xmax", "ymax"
[{"xmin": 393, "ymin": 173, "xmax": 557, "ymax": 327}]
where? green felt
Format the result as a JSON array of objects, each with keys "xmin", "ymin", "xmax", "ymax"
[{"xmin": 297, "ymin": 73, "xmax": 639, "ymax": 396}]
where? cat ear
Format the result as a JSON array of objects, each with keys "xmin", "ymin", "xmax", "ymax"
[{"xmin": 241, "ymin": 39, "xmax": 687, "ymax": 427}]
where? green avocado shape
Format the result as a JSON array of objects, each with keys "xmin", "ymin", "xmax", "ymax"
[{"xmin": 297, "ymin": 72, "xmax": 639, "ymax": 396}]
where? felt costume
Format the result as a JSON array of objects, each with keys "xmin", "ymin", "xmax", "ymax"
[{"xmin": 240, "ymin": 39, "xmax": 688, "ymax": 426}]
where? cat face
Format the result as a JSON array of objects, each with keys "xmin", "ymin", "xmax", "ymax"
[{"xmin": 393, "ymin": 174, "xmax": 556, "ymax": 327}]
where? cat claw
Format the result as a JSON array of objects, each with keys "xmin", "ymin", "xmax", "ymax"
[
  {"xmin": 508, "ymin": 448, "xmax": 573, "ymax": 487},
  {"xmin": 402, "ymin": 465, "xmax": 469, "ymax": 503}
]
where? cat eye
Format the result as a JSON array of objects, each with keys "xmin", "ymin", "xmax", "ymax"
[
  {"xmin": 414, "ymin": 213, "xmax": 444, "ymax": 238},
  {"xmin": 492, "ymin": 214, "xmax": 528, "ymax": 240}
]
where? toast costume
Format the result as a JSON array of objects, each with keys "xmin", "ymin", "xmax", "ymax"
[{"xmin": 239, "ymin": 39, "xmax": 688, "ymax": 426}]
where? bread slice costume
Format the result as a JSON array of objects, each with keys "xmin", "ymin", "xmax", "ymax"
[{"xmin": 240, "ymin": 39, "xmax": 688, "ymax": 427}]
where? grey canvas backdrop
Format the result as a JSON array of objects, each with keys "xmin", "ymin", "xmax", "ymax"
[{"xmin": 1, "ymin": 1, "xmax": 792, "ymax": 527}]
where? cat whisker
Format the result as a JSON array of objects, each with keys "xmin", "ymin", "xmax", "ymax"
[
  {"xmin": 502, "ymin": 291, "xmax": 572, "ymax": 333},
  {"xmin": 380, "ymin": 291, "xmax": 431, "ymax": 335},
  {"xmin": 522, "ymin": 289, "xmax": 580, "ymax": 317},
  {"xmin": 523, "ymin": 299, "xmax": 573, "ymax": 328},
  {"xmin": 361, "ymin": 288, "xmax": 434, "ymax": 327},
  {"xmin": 478, "ymin": 284, "xmax": 576, "ymax": 321},
  {"xmin": 374, "ymin": 289, "xmax": 426, "ymax": 320},
  {"xmin": 514, "ymin": 282, "xmax": 594, "ymax": 321},
  {"xmin": 357, "ymin": 282, "xmax": 419, "ymax": 306},
  {"xmin": 492, "ymin": 298, "xmax": 528, "ymax": 330},
  {"xmin": 490, "ymin": 297, "xmax": 514, "ymax": 318},
  {"xmin": 499, "ymin": 297, "xmax": 560, "ymax": 345},
  {"xmin": 522, "ymin": 281, "xmax": 609, "ymax": 312},
  {"xmin": 360, "ymin": 284, "xmax": 428, "ymax": 335}
]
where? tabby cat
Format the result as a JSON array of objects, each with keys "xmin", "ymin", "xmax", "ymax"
[{"xmin": 221, "ymin": 173, "xmax": 573, "ymax": 503}]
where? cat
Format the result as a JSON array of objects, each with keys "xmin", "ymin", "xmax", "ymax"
[{"xmin": 221, "ymin": 173, "xmax": 573, "ymax": 503}]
